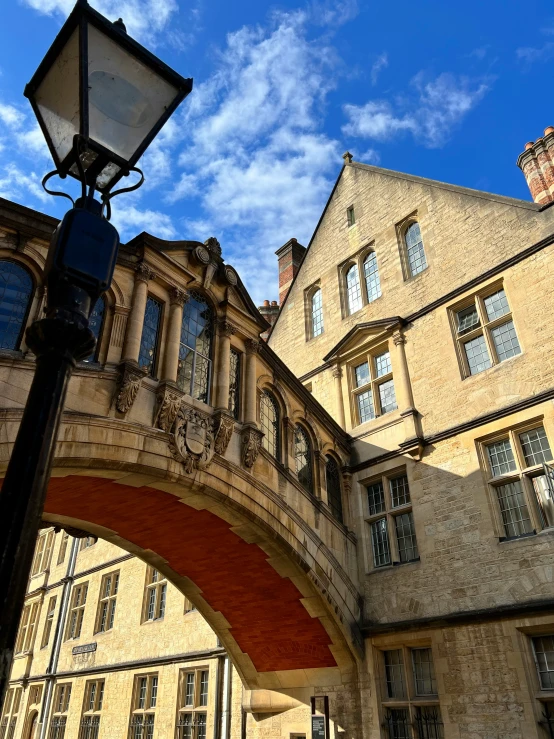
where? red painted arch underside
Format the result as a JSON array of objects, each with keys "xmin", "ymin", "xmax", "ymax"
[{"xmin": 45, "ymin": 476, "xmax": 336, "ymax": 673}]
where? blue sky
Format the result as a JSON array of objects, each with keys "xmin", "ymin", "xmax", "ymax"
[{"xmin": 0, "ymin": 0, "xmax": 552, "ymax": 304}]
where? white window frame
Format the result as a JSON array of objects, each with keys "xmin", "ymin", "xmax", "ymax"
[
  {"xmin": 65, "ymin": 582, "xmax": 88, "ymax": 641},
  {"xmin": 31, "ymin": 529, "xmax": 54, "ymax": 577},
  {"xmin": 95, "ymin": 571, "xmax": 119, "ymax": 634},
  {"xmin": 142, "ymin": 568, "xmax": 167, "ymax": 623},
  {"xmin": 349, "ymin": 344, "xmax": 397, "ymax": 427},
  {"xmin": 176, "ymin": 669, "xmax": 209, "ymax": 739}
]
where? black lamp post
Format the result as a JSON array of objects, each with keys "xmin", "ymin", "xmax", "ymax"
[{"xmin": 0, "ymin": 0, "xmax": 192, "ymax": 705}]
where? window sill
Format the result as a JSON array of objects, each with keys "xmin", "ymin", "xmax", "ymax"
[
  {"xmin": 13, "ymin": 650, "xmax": 32, "ymax": 660},
  {"xmin": 366, "ymin": 557, "xmax": 420, "ymax": 575},
  {"xmin": 403, "ymin": 266, "xmax": 430, "ymax": 284},
  {"xmin": 141, "ymin": 618, "xmax": 165, "ymax": 625},
  {"xmin": 350, "ymin": 409, "xmax": 402, "ymax": 438},
  {"xmin": 499, "ymin": 526, "xmax": 554, "ymax": 544}
]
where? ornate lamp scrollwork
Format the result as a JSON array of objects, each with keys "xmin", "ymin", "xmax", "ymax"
[
  {"xmin": 115, "ymin": 361, "xmax": 146, "ymax": 414},
  {"xmin": 242, "ymin": 426, "xmax": 264, "ymax": 468},
  {"xmin": 170, "ymin": 407, "xmax": 217, "ymax": 474}
]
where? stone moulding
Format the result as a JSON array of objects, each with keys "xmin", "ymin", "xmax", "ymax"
[
  {"xmin": 242, "ymin": 426, "xmax": 264, "ymax": 468},
  {"xmin": 115, "ymin": 361, "xmax": 146, "ymax": 414}
]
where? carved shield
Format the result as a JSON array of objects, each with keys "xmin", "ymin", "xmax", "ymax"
[{"xmin": 186, "ymin": 421, "xmax": 206, "ymax": 455}]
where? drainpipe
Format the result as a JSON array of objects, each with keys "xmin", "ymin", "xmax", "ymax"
[
  {"xmin": 38, "ymin": 537, "xmax": 78, "ymax": 739},
  {"xmin": 220, "ymin": 657, "xmax": 232, "ymax": 739},
  {"xmin": 213, "ymin": 655, "xmax": 224, "ymax": 739}
]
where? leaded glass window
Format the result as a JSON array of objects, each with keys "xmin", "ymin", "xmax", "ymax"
[
  {"xmin": 412, "ymin": 648, "xmax": 437, "ymax": 695},
  {"xmin": 228, "ymin": 349, "xmax": 241, "ymax": 419},
  {"xmin": 533, "ymin": 635, "xmax": 554, "ymax": 689},
  {"xmin": 294, "ymin": 425, "xmax": 312, "ymax": 493},
  {"xmin": 260, "ymin": 391, "xmax": 279, "ymax": 460},
  {"xmin": 367, "ymin": 481, "xmax": 385, "ymax": 516},
  {"xmin": 84, "ymin": 297, "xmax": 105, "ymax": 363},
  {"xmin": 138, "ymin": 297, "xmax": 162, "ymax": 377},
  {"xmin": 367, "ymin": 472, "xmax": 418, "ymax": 568},
  {"xmin": 395, "ymin": 512, "xmax": 419, "ymax": 562},
  {"xmin": 311, "ymin": 289, "xmax": 323, "ymax": 337},
  {"xmin": 352, "ymin": 349, "xmax": 397, "ymax": 425},
  {"xmin": 519, "ymin": 427, "xmax": 552, "ymax": 467},
  {"xmin": 495, "ymin": 481, "xmax": 533, "ymax": 538},
  {"xmin": 384, "ymin": 650, "xmax": 406, "ymax": 698},
  {"xmin": 404, "ymin": 222, "xmax": 427, "ymax": 277},
  {"xmin": 370, "ymin": 518, "xmax": 391, "ymax": 568},
  {"xmin": 177, "ymin": 293, "xmax": 213, "ymax": 404},
  {"xmin": 0, "ymin": 261, "xmax": 33, "ymax": 351},
  {"xmin": 129, "ymin": 674, "xmax": 157, "ymax": 739},
  {"xmin": 346, "ymin": 264, "xmax": 362, "ymax": 315},
  {"xmin": 453, "ymin": 285, "xmax": 520, "ymax": 378},
  {"xmin": 325, "ymin": 456, "xmax": 343, "ymax": 523},
  {"xmin": 363, "ymin": 252, "xmax": 381, "ymax": 303},
  {"xmin": 486, "ymin": 439, "xmax": 516, "ymax": 477}
]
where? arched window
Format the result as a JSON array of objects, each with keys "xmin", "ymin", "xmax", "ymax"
[
  {"xmin": 178, "ymin": 292, "xmax": 213, "ymax": 403},
  {"xmin": 363, "ymin": 252, "xmax": 381, "ymax": 303},
  {"xmin": 0, "ymin": 260, "xmax": 33, "ymax": 350},
  {"xmin": 294, "ymin": 425, "xmax": 312, "ymax": 493},
  {"xmin": 84, "ymin": 296, "xmax": 105, "ymax": 362},
  {"xmin": 405, "ymin": 222, "xmax": 427, "ymax": 277},
  {"xmin": 311, "ymin": 288, "xmax": 323, "ymax": 337},
  {"xmin": 260, "ymin": 391, "xmax": 280, "ymax": 460},
  {"xmin": 345, "ymin": 264, "xmax": 362, "ymax": 315},
  {"xmin": 325, "ymin": 456, "xmax": 343, "ymax": 523}
]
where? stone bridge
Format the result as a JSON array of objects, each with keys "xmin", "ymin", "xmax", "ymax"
[{"xmin": 0, "ymin": 199, "xmax": 362, "ymax": 709}]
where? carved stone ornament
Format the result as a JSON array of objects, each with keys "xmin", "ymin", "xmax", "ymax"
[
  {"xmin": 242, "ymin": 426, "xmax": 264, "ymax": 468},
  {"xmin": 135, "ymin": 262, "xmax": 156, "ymax": 283},
  {"xmin": 204, "ymin": 236, "xmax": 222, "ymax": 257},
  {"xmin": 115, "ymin": 362, "xmax": 145, "ymax": 414},
  {"xmin": 213, "ymin": 412, "xmax": 235, "ymax": 456},
  {"xmin": 170, "ymin": 406, "xmax": 217, "ymax": 474},
  {"xmin": 217, "ymin": 319, "xmax": 236, "ymax": 338},
  {"xmin": 169, "ymin": 287, "xmax": 189, "ymax": 307},
  {"xmin": 155, "ymin": 383, "xmax": 185, "ymax": 433},
  {"xmin": 244, "ymin": 338, "xmax": 261, "ymax": 355},
  {"xmin": 194, "ymin": 246, "xmax": 211, "ymax": 265},
  {"xmin": 223, "ymin": 265, "xmax": 238, "ymax": 286}
]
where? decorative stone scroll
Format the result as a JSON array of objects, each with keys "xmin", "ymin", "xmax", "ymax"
[
  {"xmin": 216, "ymin": 319, "xmax": 236, "ymax": 338},
  {"xmin": 169, "ymin": 287, "xmax": 189, "ymax": 307},
  {"xmin": 244, "ymin": 338, "xmax": 261, "ymax": 355},
  {"xmin": 135, "ymin": 262, "xmax": 156, "ymax": 283},
  {"xmin": 115, "ymin": 361, "xmax": 146, "ymax": 414},
  {"xmin": 213, "ymin": 411, "xmax": 235, "ymax": 456},
  {"xmin": 155, "ymin": 382, "xmax": 185, "ymax": 433},
  {"xmin": 242, "ymin": 426, "xmax": 264, "ymax": 468},
  {"xmin": 170, "ymin": 406, "xmax": 217, "ymax": 474},
  {"xmin": 223, "ymin": 265, "xmax": 238, "ymax": 286}
]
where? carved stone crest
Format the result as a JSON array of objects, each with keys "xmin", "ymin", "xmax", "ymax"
[
  {"xmin": 115, "ymin": 361, "xmax": 145, "ymax": 414},
  {"xmin": 242, "ymin": 426, "xmax": 264, "ymax": 468},
  {"xmin": 204, "ymin": 236, "xmax": 222, "ymax": 257},
  {"xmin": 170, "ymin": 407, "xmax": 216, "ymax": 474},
  {"xmin": 213, "ymin": 412, "xmax": 235, "ymax": 456}
]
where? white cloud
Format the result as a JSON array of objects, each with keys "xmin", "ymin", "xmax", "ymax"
[
  {"xmin": 21, "ymin": 0, "xmax": 179, "ymax": 46},
  {"xmin": 0, "ymin": 103, "xmax": 24, "ymax": 128},
  {"xmin": 160, "ymin": 10, "xmax": 341, "ymax": 303},
  {"xmin": 358, "ymin": 148, "xmax": 380, "ymax": 164},
  {"xmin": 110, "ymin": 202, "xmax": 176, "ymax": 240},
  {"xmin": 516, "ymin": 22, "xmax": 554, "ymax": 65},
  {"xmin": 343, "ymin": 72, "xmax": 490, "ymax": 148},
  {"xmin": 309, "ymin": 0, "xmax": 358, "ymax": 27},
  {"xmin": 370, "ymin": 53, "xmax": 388, "ymax": 85},
  {"xmin": 0, "ymin": 163, "xmax": 49, "ymax": 204}
]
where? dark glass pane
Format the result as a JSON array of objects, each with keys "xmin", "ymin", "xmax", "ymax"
[
  {"xmin": 294, "ymin": 425, "xmax": 312, "ymax": 493},
  {"xmin": 83, "ymin": 297, "xmax": 105, "ymax": 363},
  {"xmin": 260, "ymin": 392, "xmax": 279, "ymax": 460},
  {"xmin": 178, "ymin": 293, "xmax": 213, "ymax": 403},
  {"xmin": 138, "ymin": 297, "xmax": 162, "ymax": 377},
  {"xmin": 325, "ymin": 456, "xmax": 343, "ymax": 522},
  {"xmin": 0, "ymin": 260, "xmax": 33, "ymax": 350},
  {"xmin": 229, "ymin": 349, "xmax": 241, "ymax": 419}
]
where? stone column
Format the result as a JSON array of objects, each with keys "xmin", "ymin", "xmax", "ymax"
[
  {"xmin": 244, "ymin": 339, "xmax": 260, "ymax": 425},
  {"xmin": 214, "ymin": 320, "xmax": 236, "ymax": 411},
  {"xmin": 332, "ymin": 366, "xmax": 346, "ymax": 429},
  {"xmin": 161, "ymin": 288, "xmax": 188, "ymax": 384},
  {"xmin": 122, "ymin": 263, "xmax": 155, "ymax": 363},
  {"xmin": 391, "ymin": 331, "xmax": 414, "ymax": 411}
]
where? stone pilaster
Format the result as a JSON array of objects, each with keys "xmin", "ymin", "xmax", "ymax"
[
  {"xmin": 122, "ymin": 263, "xmax": 156, "ymax": 364},
  {"xmin": 332, "ymin": 365, "xmax": 346, "ymax": 429},
  {"xmin": 161, "ymin": 288, "xmax": 189, "ymax": 385},
  {"xmin": 214, "ymin": 320, "xmax": 236, "ymax": 412}
]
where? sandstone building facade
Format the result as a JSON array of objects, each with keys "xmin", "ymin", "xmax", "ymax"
[{"xmin": 2, "ymin": 128, "xmax": 554, "ymax": 739}]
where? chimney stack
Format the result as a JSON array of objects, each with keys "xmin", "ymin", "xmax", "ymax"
[
  {"xmin": 275, "ymin": 238, "xmax": 306, "ymax": 305},
  {"xmin": 258, "ymin": 299, "xmax": 280, "ymax": 341},
  {"xmin": 517, "ymin": 127, "xmax": 554, "ymax": 204}
]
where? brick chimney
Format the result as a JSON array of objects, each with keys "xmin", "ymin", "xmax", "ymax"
[
  {"xmin": 275, "ymin": 238, "xmax": 306, "ymax": 305},
  {"xmin": 258, "ymin": 300, "xmax": 280, "ymax": 341},
  {"xmin": 517, "ymin": 127, "xmax": 554, "ymax": 204}
]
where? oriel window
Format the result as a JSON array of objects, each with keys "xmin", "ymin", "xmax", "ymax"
[
  {"xmin": 178, "ymin": 292, "xmax": 213, "ymax": 404},
  {"xmin": 138, "ymin": 297, "xmax": 162, "ymax": 377},
  {"xmin": 0, "ymin": 260, "xmax": 33, "ymax": 351}
]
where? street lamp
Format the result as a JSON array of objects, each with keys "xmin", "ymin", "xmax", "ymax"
[{"xmin": 0, "ymin": 0, "xmax": 192, "ymax": 705}]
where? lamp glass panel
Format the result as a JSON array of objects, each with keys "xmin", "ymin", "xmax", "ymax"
[
  {"xmin": 34, "ymin": 28, "xmax": 80, "ymax": 165},
  {"xmin": 87, "ymin": 24, "xmax": 179, "ymax": 162}
]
